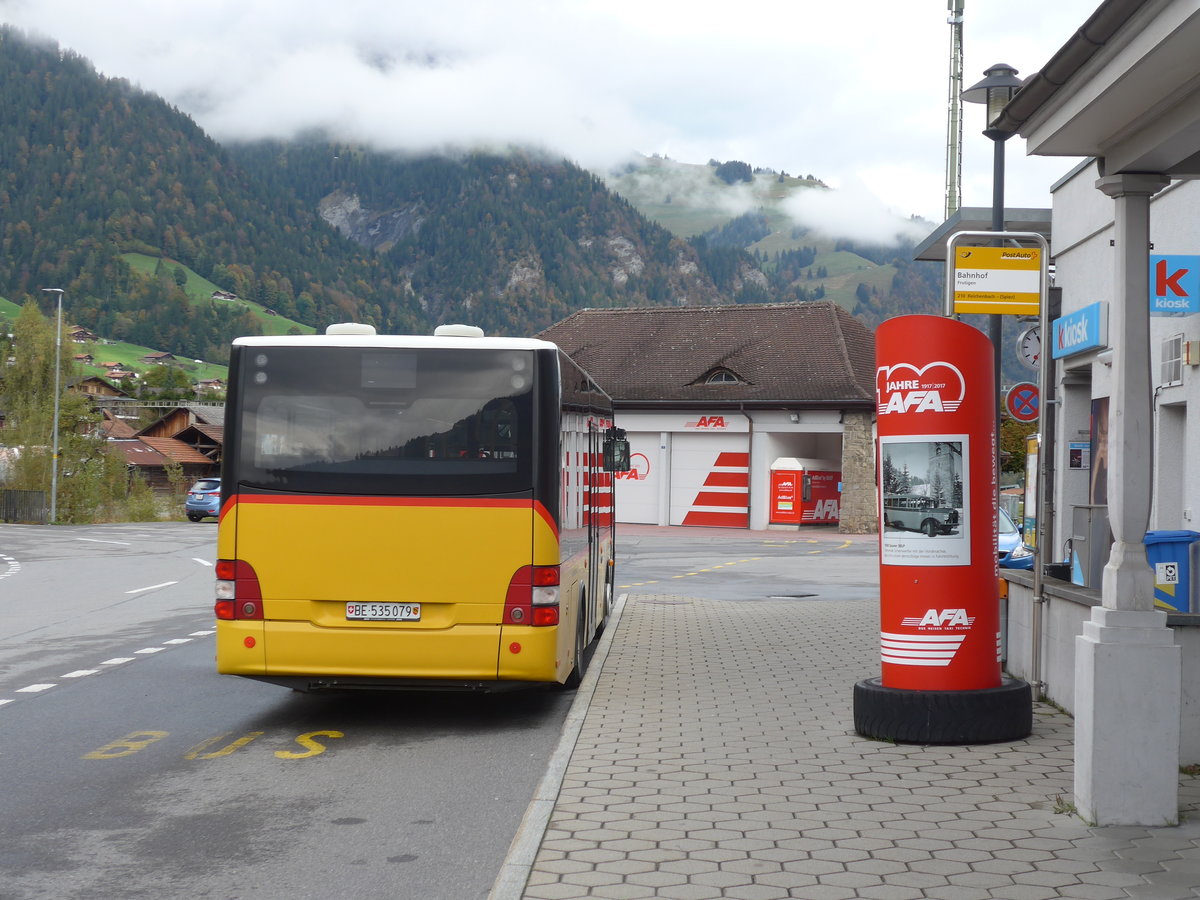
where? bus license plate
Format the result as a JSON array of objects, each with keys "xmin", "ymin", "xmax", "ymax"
[{"xmin": 346, "ymin": 602, "xmax": 421, "ymax": 621}]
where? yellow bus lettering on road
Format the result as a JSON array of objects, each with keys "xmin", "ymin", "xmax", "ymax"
[
  {"xmin": 275, "ymin": 730, "xmax": 345, "ymax": 759},
  {"xmin": 82, "ymin": 731, "xmax": 168, "ymax": 759},
  {"xmin": 185, "ymin": 731, "xmax": 264, "ymax": 760}
]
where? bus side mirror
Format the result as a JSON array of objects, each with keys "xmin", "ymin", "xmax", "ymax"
[
  {"xmin": 603, "ymin": 427, "xmax": 631, "ymax": 472},
  {"xmin": 604, "ymin": 438, "xmax": 631, "ymax": 472}
]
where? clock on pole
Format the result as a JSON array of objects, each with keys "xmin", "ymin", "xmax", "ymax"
[{"xmin": 1016, "ymin": 325, "xmax": 1040, "ymax": 370}]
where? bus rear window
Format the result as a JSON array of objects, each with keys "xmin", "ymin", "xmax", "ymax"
[{"xmin": 235, "ymin": 346, "xmax": 535, "ymax": 496}]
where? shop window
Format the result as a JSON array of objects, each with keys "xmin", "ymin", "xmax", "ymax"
[{"xmin": 1162, "ymin": 334, "xmax": 1183, "ymax": 387}]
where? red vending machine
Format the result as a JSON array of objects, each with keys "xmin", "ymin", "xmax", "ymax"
[{"xmin": 769, "ymin": 459, "xmax": 841, "ymax": 525}]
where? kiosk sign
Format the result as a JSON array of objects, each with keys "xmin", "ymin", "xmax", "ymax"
[
  {"xmin": 1150, "ymin": 254, "xmax": 1200, "ymax": 316},
  {"xmin": 953, "ymin": 246, "xmax": 1041, "ymax": 316}
]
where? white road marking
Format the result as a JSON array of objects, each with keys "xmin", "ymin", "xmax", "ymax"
[
  {"xmin": 125, "ymin": 581, "xmax": 178, "ymax": 594},
  {"xmin": 1, "ymin": 628, "xmax": 216, "ymax": 709},
  {"xmin": 193, "ymin": 558, "xmax": 213, "ymax": 567},
  {"xmin": 77, "ymin": 538, "xmax": 131, "ymax": 545}
]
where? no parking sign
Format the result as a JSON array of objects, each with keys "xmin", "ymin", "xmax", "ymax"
[{"xmin": 1005, "ymin": 382, "xmax": 1039, "ymax": 423}]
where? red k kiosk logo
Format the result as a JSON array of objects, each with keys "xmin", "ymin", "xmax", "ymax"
[
  {"xmin": 875, "ymin": 362, "xmax": 967, "ymax": 416},
  {"xmin": 1150, "ymin": 254, "xmax": 1200, "ymax": 316}
]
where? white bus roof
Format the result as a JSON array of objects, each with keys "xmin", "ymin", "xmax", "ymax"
[{"xmin": 231, "ymin": 333, "xmax": 559, "ymax": 352}]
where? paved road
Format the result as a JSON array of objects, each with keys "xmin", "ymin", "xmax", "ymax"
[
  {"xmin": 0, "ymin": 522, "xmax": 573, "ymax": 900},
  {"xmin": 616, "ymin": 524, "xmax": 877, "ymax": 602}
]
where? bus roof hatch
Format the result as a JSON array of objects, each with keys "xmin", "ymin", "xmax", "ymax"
[{"xmin": 434, "ymin": 324, "xmax": 485, "ymax": 338}]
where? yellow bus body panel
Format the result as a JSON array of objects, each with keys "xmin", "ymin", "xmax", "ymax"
[{"xmin": 216, "ymin": 496, "xmax": 567, "ymax": 683}]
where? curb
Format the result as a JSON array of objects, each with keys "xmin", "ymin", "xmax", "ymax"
[{"xmin": 488, "ymin": 591, "xmax": 630, "ymax": 900}]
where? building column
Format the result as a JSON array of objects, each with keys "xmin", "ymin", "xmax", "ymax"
[
  {"xmin": 657, "ymin": 431, "xmax": 671, "ymax": 527},
  {"xmin": 1075, "ymin": 172, "xmax": 1179, "ymax": 826},
  {"xmin": 839, "ymin": 410, "xmax": 877, "ymax": 534}
]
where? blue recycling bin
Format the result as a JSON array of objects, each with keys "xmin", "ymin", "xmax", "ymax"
[{"xmin": 1145, "ymin": 530, "xmax": 1200, "ymax": 612}]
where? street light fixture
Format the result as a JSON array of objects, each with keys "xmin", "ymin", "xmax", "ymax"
[
  {"xmin": 962, "ymin": 63, "xmax": 1023, "ymax": 504},
  {"xmin": 962, "ymin": 62, "xmax": 1023, "ymax": 386},
  {"xmin": 40, "ymin": 287, "xmax": 64, "ymax": 524}
]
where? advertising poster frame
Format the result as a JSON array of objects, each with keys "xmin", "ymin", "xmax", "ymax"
[{"xmin": 880, "ymin": 434, "xmax": 970, "ymax": 567}]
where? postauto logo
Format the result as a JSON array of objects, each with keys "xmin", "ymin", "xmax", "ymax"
[{"xmin": 875, "ymin": 361, "xmax": 966, "ymax": 415}]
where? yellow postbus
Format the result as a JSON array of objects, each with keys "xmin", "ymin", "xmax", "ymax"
[{"xmin": 214, "ymin": 323, "xmax": 627, "ymax": 691}]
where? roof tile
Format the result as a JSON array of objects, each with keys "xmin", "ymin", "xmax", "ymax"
[{"xmin": 537, "ymin": 302, "xmax": 876, "ymax": 405}]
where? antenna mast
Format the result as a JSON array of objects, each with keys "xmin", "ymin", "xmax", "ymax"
[{"xmin": 944, "ymin": 0, "xmax": 965, "ymax": 220}]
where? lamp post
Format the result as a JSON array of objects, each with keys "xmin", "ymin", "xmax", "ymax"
[
  {"xmin": 962, "ymin": 63, "xmax": 1023, "ymax": 400},
  {"xmin": 40, "ymin": 287, "xmax": 64, "ymax": 524},
  {"xmin": 962, "ymin": 63, "xmax": 1023, "ymax": 516}
]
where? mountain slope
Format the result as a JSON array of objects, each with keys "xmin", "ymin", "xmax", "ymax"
[
  {"xmin": 601, "ymin": 155, "xmax": 944, "ymax": 322},
  {"xmin": 0, "ymin": 28, "xmax": 728, "ymax": 361},
  {"xmin": 225, "ymin": 142, "xmax": 726, "ymax": 336}
]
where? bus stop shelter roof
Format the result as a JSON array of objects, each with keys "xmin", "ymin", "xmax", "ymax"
[{"xmin": 912, "ymin": 207, "xmax": 1051, "ymax": 262}]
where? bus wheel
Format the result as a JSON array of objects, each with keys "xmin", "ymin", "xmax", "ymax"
[
  {"xmin": 596, "ymin": 568, "xmax": 614, "ymax": 637},
  {"xmin": 564, "ymin": 606, "xmax": 588, "ymax": 689},
  {"xmin": 922, "ymin": 519, "xmax": 939, "ymax": 537}
]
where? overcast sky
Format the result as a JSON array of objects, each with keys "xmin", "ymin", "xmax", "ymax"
[{"xmin": 1, "ymin": 0, "xmax": 1101, "ymax": 236}]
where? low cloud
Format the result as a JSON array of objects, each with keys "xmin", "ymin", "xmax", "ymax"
[
  {"xmin": 0, "ymin": 0, "xmax": 1095, "ymax": 222},
  {"xmin": 781, "ymin": 176, "xmax": 929, "ymax": 245}
]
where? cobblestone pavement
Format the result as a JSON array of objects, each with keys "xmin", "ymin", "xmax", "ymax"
[{"xmin": 498, "ymin": 586, "xmax": 1200, "ymax": 900}]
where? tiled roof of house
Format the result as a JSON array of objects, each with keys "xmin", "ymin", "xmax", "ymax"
[
  {"xmin": 186, "ymin": 423, "xmax": 224, "ymax": 443},
  {"xmin": 99, "ymin": 409, "xmax": 139, "ymax": 439},
  {"xmin": 537, "ymin": 302, "xmax": 876, "ymax": 406},
  {"xmin": 137, "ymin": 436, "xmax": 214, "ymax": 465},
  {"xmin": 109, "ymin": 439, "xmax": 170, "ymax": 467},
  {"xmin": 189, "ymin": 405, "xmax": 226, "ymax": 426}
]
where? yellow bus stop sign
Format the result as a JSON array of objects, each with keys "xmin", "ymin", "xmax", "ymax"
[{"xmin": 953, "ymin": 246, "xmax": 1041, "ymax": 315}]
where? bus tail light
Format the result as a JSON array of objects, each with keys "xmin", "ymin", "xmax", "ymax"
[
  {"xmin": 215, "ymin": 559, "xmax": 264, "ymax": 621},
  {"xmin": 505, "ymin": 565, "xmax": 560, "ymax": 627}
]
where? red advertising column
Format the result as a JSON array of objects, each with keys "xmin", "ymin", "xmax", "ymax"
[{"xmin": 854, "ymin": 315, "xmax": 1031, "ymax": 744}]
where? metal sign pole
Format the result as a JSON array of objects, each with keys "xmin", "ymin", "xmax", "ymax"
[{"xmin": 943, "ymin": 230, "xmax": 1050, "ymax": 695}]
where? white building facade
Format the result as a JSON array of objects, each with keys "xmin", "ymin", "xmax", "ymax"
[{"xmin": 992, "ymin": 0, "xmax": 1200, "ymax": 825}]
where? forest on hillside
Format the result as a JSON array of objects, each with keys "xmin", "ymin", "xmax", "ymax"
[
  {"xmin": 0, "ymin": 25, "xmax": 951, "ymax": 370},
  {"xmin": 0, "ymin": 27, "xmax": 734, "ymax": 362}
]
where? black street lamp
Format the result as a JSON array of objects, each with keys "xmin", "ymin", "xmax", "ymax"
[
  {"xmin": 962, "ymin": 62, "xmax": 1024, "ymax": 391},
  {"xmin": 962, "ymin": 63, "xmax": 1023, "ymax": 501}
]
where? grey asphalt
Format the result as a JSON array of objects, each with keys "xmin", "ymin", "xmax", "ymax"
[{"xmin": 491, "ymin": 526, "xmax": 1200, "ymax": 900}]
